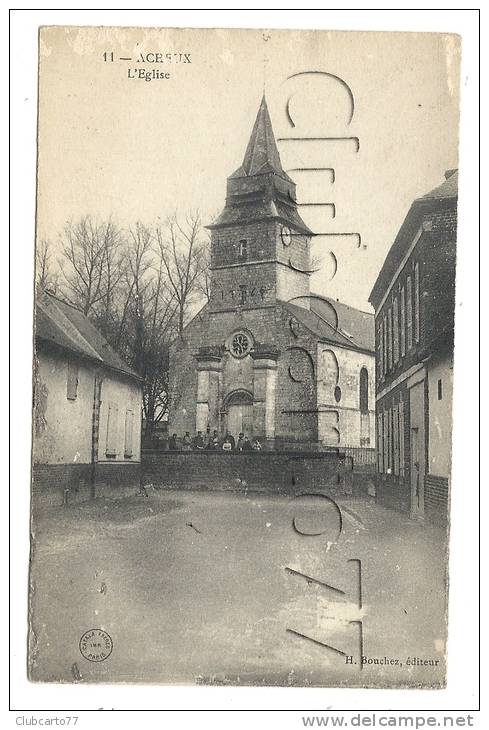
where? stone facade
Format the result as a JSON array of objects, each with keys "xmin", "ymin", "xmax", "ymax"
[{"xmin": 169, "ymin": 96, "xmax": 375, "ymax": 449}]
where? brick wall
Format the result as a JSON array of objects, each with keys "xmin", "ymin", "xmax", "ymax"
[
  {"xmin": 31, "ymin": 461, "xmax": 142, "ymax": 510},
  {"xmin": 142, "ymin": 450, "xmax": 353, "ymax": 496}
]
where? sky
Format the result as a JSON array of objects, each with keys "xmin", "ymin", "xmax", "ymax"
[{"xmin": 37, "ymin": 26, "xmax": 460, "ymax": 312}]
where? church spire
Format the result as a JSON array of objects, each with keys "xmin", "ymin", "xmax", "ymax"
[
  {"xmin": 208, "ymin": 93, "xmax": 312, "ymax": 237},
  {"xmin": 240, "ymin": 95, "xmax": 285, "ymax": 177}
]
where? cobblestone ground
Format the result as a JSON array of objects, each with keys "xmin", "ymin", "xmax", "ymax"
[{"xmin": 29, "ymin": 489, "xmax": 448, "ymax": 688}]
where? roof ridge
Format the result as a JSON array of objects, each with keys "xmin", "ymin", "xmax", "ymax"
[
  {"xmin": 310, "ymin": 293, "xmax": 374, "ymax": 317},
  {"xmin": 38, "ymin": 295, "xmax": 103, "ymax": 362},
  {"xmin": 42, "ymin": 289, "xmax": 84, "ymax": 313},
  {"xmin": 280, "ymin": 300, "xmax": 355, "ymax": 349}
]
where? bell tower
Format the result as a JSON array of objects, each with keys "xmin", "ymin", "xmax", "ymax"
[{"xmin": 207, "ymin": 96, "xmax": 313, "ymax": 312}]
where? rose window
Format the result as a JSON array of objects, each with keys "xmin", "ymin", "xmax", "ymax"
[{"xmin": 231, "ymin": 332, "xmax": 251, "ymax": 358}]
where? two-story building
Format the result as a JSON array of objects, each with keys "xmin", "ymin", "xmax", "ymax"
[
  {"xmin": 33, "ymin": 290, "xmax": 143, "ymax": 507},
  {"xmin": 368, "ymin": 170, "xmax": 457, "ymax": 523}
]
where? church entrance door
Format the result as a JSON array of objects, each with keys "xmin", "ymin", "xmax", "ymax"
[{"xmin": 224, "ymin": 390, "xmax": 253, "ymax": 440}]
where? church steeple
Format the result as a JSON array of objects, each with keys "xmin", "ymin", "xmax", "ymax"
[
  {"xmin": 239, "ymin": 95, "xmax": 286, "ymax": 178},
  {"xmin": 207, "ymin": 94, "xmax": 313, "ymax": 313},
  {"xmin": 209, "ymin": 95, "xmax": 312, "ymax": 235}
]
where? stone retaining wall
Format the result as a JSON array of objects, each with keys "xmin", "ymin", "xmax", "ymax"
[{"xmin": 142, "ymin": 450, "xmax": 353, "ymax": 496}]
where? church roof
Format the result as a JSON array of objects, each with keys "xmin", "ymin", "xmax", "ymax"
[
  {"xmin": 209, "ymin": 95, "xmax": 313, "ymax": 235},
  {"xmin": 209, "ymin": 197, "xmax": 312, "ymax": 234},
  {"xmin": 237, "ymin": 95, "xmax": 292, "ymax": 181},
  {"xmin": 282, "ymin": 295, "xmax": 375, "ymax": 353},
  {"xmin": 36, "ymin": 290, "xmax": 141, "ymax": 380}
]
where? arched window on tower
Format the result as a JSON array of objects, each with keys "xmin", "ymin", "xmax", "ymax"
[
  {"xmin": 239, "ymin": 239, "xmax": 248, "ymax": 261},
  {"xmin": 359, "ymin": 367, "xmax": 369, "ymax": 414}
]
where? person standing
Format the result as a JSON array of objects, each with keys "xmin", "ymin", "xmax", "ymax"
[
  {"xmin": 168, "ymin": 433, "xmax": 179, "ymax": 450},
  {"xmin": 242, "ymin": 436, "xmax": 252, "ymax": 451},
  {"xmin": 236, "ymin": 432, "xmax": 246, "ymax": 451},
  {"xmin": 222, "ymin": 431, "xmax": 235, "ymax": 451}
]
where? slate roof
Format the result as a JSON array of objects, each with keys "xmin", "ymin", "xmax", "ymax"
[
  {"xmin": 233, "ymin": 95, "xmax": 294, "ymax": 182},
  {"xmin": 36, "ymin": 290, "xmax": 141, "ymax": 380},
  {"xmin": 210, "ymin": 197, "xmax": 312, "ymax": 234},
  {"xmin": 209, "ymin": 95, "xmax": 313, "ymax": 235},
  {"xmin": 281, "ymin": 295, "xmax": 375, "ymax": 353},
  {"xmin": 419, "ymin": 169, "xmax": 458, "ymax": 200},
  {"xmin": 369, "ymin": 170, "xmax": 458, "ymax": 308}
]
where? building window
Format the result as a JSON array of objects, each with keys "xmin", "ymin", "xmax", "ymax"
[
  {"xmin": 377, "ymin": 413, "xmax": 384, "ymax": 473},
  {"xmin": 106, "ymin": 403, "xmax": 119, "ymax": 458},
  {"xmin": 400, "ymin": 286, "xmax": 406, "ymax": 356},
  {"xmin": 378, "ymin": 321, "xmax": 384, "ymax": 377},
  {"xmin": 393, "ymin": 296, "xmax": 399, "ymax": 364},
  {"xmin": 438, "ymin": 378, "xmax": 443, "ymax": 400},
  {"xmin": 399, "ymin": 399, "xmax": 405, "ymax": 477},
  {"xmin": 393, "ymin": 404, "xmax": 399, "ymax": 475},
  {"xmin": 406, "ymin": 275, "xmax": 413, "ymax": 350},
  {"xmin": 230, "ymin": 330, "xmax": 252, "ymax": 358},
  {"xmin": 239, "ymin": 239, "xmax": 248, "ymax": 261},
  {"xmin": 383, "ymin": 411, "xmax": 389, "ymax": 473},
  {"xmin": 382, "ymin": 315, "xmax": 387, "ymax": 375},
  {"xmin": 359, "ymin": 368, "xmax": 369, "ymax": 414},
  {"xmin": 238, "ymin": 285, "xmax": 247, "ymax": 305},
  {"xmin": 414, "ymin": 262, "xmax": 420, "ymax": 343},
  {"xmin": 67, "ymin": 361, "xmax": 79, "ymax": 400},
  {"xmin": 389, "ymin": 306, "xmax": 394, "ymax": 370}
]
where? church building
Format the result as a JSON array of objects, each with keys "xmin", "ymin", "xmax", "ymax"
[{"xmin": 169, "ymin": 96, "xmax": 375, "ymax": 449}]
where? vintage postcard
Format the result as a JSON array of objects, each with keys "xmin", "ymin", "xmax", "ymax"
[{"xmin": 29, "ymin": 25, "xmax": 460, "ymax": 688}]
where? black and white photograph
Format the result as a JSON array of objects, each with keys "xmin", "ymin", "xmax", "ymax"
[{"xmin": 24, "ymin": 22, "xmax": 467, "ymax": 692}]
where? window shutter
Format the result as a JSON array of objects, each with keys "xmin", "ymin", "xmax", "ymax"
[
  {"xmin": 399, "ymin": 400, "xmax": 405, "ymax": 477},
  {"xmin": 414, "ymin": 262, "xmax": 420, "ymax": 343},
  {"xmin": 378, "ymin": 321, "xmax": 384, "ymax": 377},
  {"xmin": 400, "ymin": 286, "xmax": 406, "ymax": 356},
  {"xmin": 67, "ymin": 361, "xmax": 79, "ymax": 400},
  {"xmin": 406, "ymin": 276, "xmax": 413, "ymax": 350},
  {"xmin": 377, "ymin": 413, "xmax": 384, "ymax": 473},
  {"xmin": 124, "ymin": 409, "xmax": 134, "ymax": 458},
  {"xmin": 393, "ymin": 297, "xmax": 399, "ymax": 363},
  {"xmin": 106, "ymin": 403, "xmax": 119, "ymax": 457},
  {"xmin": 393, "ymin": 404, "xmax": 399, "ymax": 475}
]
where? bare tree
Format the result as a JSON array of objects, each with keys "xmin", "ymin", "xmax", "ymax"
[
  {"xmin": 58, "ymin": 216, "xmax": 123, "ymax": 317},
  {"xmin": 139, "ymin": 260, "xmax": 178, "ymax": 439},
  {"xmin": 155, "ymin": 211, "xmax": 207, "ymax": 336},
  {"xmin": 51, "ymin": 211, "xmax": 211, "ymax": 442},
  {"xmin": 36, "ymin": 238, "xmax": 59, "ymax": 293},
  {"xmin": 116, "ymin": 223, "xmax": 178, "ymax": 440},
  {"xmin": 113, "ymin": 221, "xmax": 154, "ymax": 358},
  {"xmin": 195, "ymin": 234, "xmax": 211, "ymax": 303}
]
